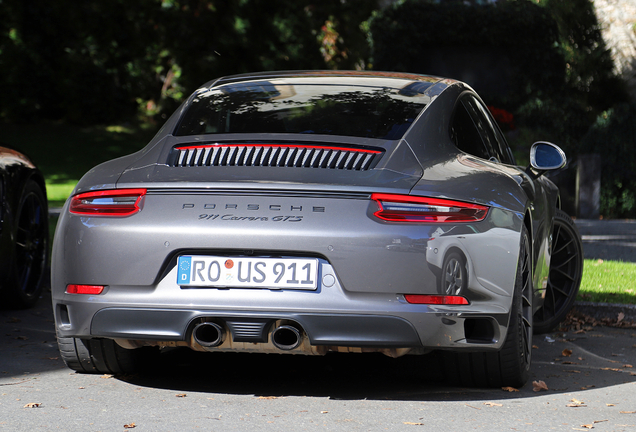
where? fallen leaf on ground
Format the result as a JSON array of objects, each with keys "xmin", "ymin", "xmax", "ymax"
[
  {"xmin": 562, "ymin": 348, "xmax": 573, "ymax": 357},
  {"xmin": 484, "ymin": 402, "xmax": 502, "ymax": 407},
  {"xmin": 601, "ymin": 367, "xmax": 621, "ymax": 372},
  {"xmin": 100, "ymin": 374, "xmax": 113, "ymax": 379},
  {"xmin": 571, "ymin": 398, "xmax": 585, "ymax": 404},
  {"xmin": 606, "ymin": 404, "xmax": 615, "ymax": 407},
  {"xmin": 624, "ymin": 364, "xmax": 633, "ymax": 368},
  {"xmin": 580, "ymin": 424, "xmax": 594, "ymax": 429},
  {"xmin": 618, "ymin": 312, "xmax": 625, "ymax": 323},
  {"xmin": 258, "ymin": 396, "xmax": 279, "ymax": 400},
  {"xmin": 501, "ymin": 386, "xmax": 519, "ymax": 392},
  {"xmin": 176, "ymin": 394, "xmax": 187, "ymax": 398},
  {"xmin": 567, "ymin": 403, "xmax": 587, "ymax": 407},
  {"xmin": 620, "ymin": 411, "xmax": 636, "ymax": 414},
  {"xmin": 532, "ymin": 345, "xmax": 539, "ymax": 349},
  {"xmin": 23, "ymin": 403, "xmax": 41, "ymax": 408},
  {"xmin": 123, "ymin": 423, "xmax": 136, "ymax": 429},
  {"xmin": 532, "ymin": 380, "xmax": 548, "ymax": 392},
  {"xmin": 404, "ymin": 422, "xmax": 425, "ymax": 425}
]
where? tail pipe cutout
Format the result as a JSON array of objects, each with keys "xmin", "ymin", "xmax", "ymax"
[
  {"xmin": 192, "ymin": 322, "xmax": 226, "ymax": 347},
  {"xmin": 271, "ymin": 324, "xmax": 302, "ymax": 351}
]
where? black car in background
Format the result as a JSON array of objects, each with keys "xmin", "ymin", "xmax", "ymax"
[{"xmin": 0, "ymin": 145, "xmax": 48, "ymax": 308}]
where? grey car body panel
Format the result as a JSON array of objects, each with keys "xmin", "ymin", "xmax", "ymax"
[{"xmin": 52, "ymin": 71, "xmax": 561, "ymax": 355}]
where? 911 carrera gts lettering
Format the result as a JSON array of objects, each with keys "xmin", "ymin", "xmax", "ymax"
[{"xmin": 197, "ymin": 214, "xmax": 303, "ymax": 222}]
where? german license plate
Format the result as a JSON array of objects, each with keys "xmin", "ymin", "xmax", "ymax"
[{"xmin": 177, "ymin": 255, "xmax": 318, "ymax": 290}]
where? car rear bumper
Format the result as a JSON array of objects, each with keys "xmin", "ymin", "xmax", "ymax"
[{"xmin": 54, "ymin": 291, "xmax": 510, "ymax": 353}]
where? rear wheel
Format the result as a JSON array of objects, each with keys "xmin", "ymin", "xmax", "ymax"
[
  {"xmin": 533, "ymin": 209, "xmax": 583, "ymax": 334},
  {"xmin": 6, "ymin": 180, "xmax": 49, "ymax": 308},
  {"xmin": 443, "ymin": 226, "xmax": 532, "ymax": 388},
  {"xmin": 57, "ymin": 334, "xmax": 154, "ymax": 374}
]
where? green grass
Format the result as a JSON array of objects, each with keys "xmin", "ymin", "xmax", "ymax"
[
  {"xmin": 47, "ymin": 182, "xmax": 77, "ymax": 208},
  {"xmin": 578, "ymin": 259, "xmax": 636, "ymax": 304}
]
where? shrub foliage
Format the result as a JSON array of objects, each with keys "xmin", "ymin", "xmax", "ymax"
[{"xmin": 0, "ymin": 0, "xmax": 376, "ymax": 124}]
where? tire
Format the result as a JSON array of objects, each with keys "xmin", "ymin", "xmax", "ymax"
[
  {"xmin": 57, "ymin": 334, "xmax": 152, "ymax": 374},
  {"xmin": 6, "ymin": 180, "xmax": 49, "ymax": 309},
  {"xmin": 533, "ymin": 209, "xmax": 583, "ymax": 334},
  {"xmin": 443, "ymin": 226, "xmax": 532, "ymax": 388},
  {"xmin": 440, "ymin": 251, "xmax": 467, "ymax": 295}
]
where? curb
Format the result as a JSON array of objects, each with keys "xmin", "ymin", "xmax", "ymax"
[
  {"xmin": 572, "ymin": 301, "xmax": 636, "ymax": 322},
  {"xmin": 49, "ymin": 208, "xmax": 63, "ymax": 216}
]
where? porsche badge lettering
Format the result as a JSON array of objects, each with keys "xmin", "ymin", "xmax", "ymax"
[{"xmin": 182, "ymin": 203, "xmax": 325, "ymax": 212}]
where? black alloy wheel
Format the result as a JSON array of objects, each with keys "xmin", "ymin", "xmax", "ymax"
[
  {"xmin": 10, "ymin": 180, "xmax": 49, "ymax": 308},
  {"xmin": 534, "ymin": 209, "xmax": 583, "ymax": 334}
]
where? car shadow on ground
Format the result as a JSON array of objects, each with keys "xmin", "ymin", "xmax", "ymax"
[{"xmin": 117, "ymin": 326, "xmax": 636, "ymax": 401}]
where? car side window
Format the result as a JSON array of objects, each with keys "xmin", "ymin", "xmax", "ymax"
[
  {"xmin": 470, "ymin": 98, "xmax": 515, "ymax": 165},
  {"xmin": 449, "ymin": 99, "xmax": 491, "ymax": 160}
]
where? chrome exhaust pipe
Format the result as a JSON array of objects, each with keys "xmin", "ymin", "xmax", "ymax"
[
  {"xmin": 271, "ymin": 325, "xmax": 302, "ymax": 350},
  {"xmin": 192, "ymin": 322, "xmax": 225, "ymax": 347}
]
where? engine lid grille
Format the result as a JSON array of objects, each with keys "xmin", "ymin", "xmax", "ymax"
[{"xmin": 169, "ymin": 143, "xmax": 383, "ymax": 171}]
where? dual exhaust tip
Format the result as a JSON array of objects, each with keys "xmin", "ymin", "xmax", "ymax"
[{"xmin": 192, "ymin": 321, "xmax": 302, "ymax": 351}]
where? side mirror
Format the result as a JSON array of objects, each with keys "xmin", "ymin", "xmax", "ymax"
[{"xmin": 529, "ymin": 141, "xmax": 567, "ymax": 171}]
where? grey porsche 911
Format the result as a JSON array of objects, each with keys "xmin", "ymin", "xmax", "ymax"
[{"xmin": 51, "ymin": 71, "xmax": 583, "ymax": 387}]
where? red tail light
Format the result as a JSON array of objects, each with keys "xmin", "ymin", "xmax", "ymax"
[
  {"xmin": 404, "ymin": 294, "xmax": 469, "ymax": 305},
  {"xmin": 70, "ymin": 189, "xmax": 147, "ymax": 217},
  {"xmin": 66, "ymin": 284, "xmax": 105, "ymax": 295},
  {"xmin": 371, "ymin": 193, "xmax": 488, "ymax": 223}
]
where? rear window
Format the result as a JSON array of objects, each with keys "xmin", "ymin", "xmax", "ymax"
[{"xmin": 175, "ymin": 79, "xmax": 431, "ymax": 140}]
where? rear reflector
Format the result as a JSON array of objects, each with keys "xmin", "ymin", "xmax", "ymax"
[
  {"xmin": 66, "ymin": 284, "xmax": 105, "ymax": 295},
  {"xmin": 404, "ymin": 294, "xmax": 470, "ymax": 305},
  {"xmin": 371, "ymin": 193, "xmax": 488, "ymax": 223},
  {"xmin": 70, "ymin": 188, "xmax": 146, "ymax": 217}
]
